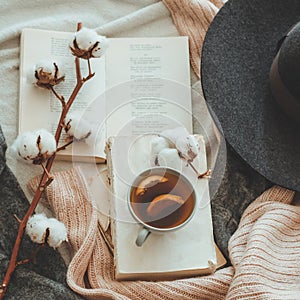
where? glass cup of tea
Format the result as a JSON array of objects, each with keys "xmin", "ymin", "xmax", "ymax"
[{"xmin": 128, "ymin": 167, "xmax": 197, "ymax": 247}]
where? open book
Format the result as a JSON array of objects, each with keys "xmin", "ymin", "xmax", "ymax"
[
  {"xmin": 106, "ymin": 135, "xmax": 226, "ymax": 280},
  {"xmin": 19, "ymin": 28, "xmax": 192, "ymax": 162}
]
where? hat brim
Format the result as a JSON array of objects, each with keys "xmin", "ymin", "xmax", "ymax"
[{"xmin": 201, "ymin": 0, "xmax": 300, "ymax": 191}]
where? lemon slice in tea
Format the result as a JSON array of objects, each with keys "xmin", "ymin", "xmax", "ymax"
[
  {"xmin": 146, "ymin": 194, "xmax": 184, "ymax": 218},
  {"xmin": 135, "ymin": 175, "xmax": 168, "ymax": 196}
]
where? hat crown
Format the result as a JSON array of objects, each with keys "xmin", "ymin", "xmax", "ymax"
[{"xmin": 278, "ymin": 22, "xmax": 300, "ymax": 101}]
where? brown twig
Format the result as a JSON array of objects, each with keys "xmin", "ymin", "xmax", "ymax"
[
  {"xmin": 188, "ymin": 161, "xmax": 212, "ymax": 179},
  {"xmin": 16, "ymin": 244, "xmax": 44, "ymax": 267},
  {"xmin": 41, "ymin": 163, "xmax": 53, "ymax": 180},
  {"xmin": 13, "ymin": 215, "xmax": 22, "ymax": 224},
  {"xmin": 40, "ymin": 163, "xmax": 54, "ymax": 189},
  {"xmin": 87, "ymin": 58, "xmax": 92, "ymax": 76},
  {"xmin": 16, "ymin": 228, "xmax": 50, "ymax": 267},
  {"xmin": 82, "ymin": 58, "xmax": 95, "ymax": 81},
  {"xmin": 50, "ymin": 86, "xmax": 65, "ymax": 107},
  {"xmin": 0, "ymin": 22, "xmax": 96, "ymax": 300},
  {"xmin": 56, "ymin": 138, "xmax": 74, "ymax": 152},
  {"xmin": 83, "ymin": 72, "xmax": 95, "ymax": 82}
]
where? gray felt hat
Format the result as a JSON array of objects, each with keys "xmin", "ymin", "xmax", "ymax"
[{"xmin": 201, "ymin": 0, "xmax": 300, "ymax": 192}]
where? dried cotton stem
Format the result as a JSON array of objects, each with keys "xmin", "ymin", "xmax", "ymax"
[{"xmin": 0, "ymin": 22, "xmax": 95, "ymax": 299}]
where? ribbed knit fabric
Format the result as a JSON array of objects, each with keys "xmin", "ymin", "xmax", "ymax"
[
  {"xmin": 162, "ymin": 0, "xmax": 226, "ymax": 77},
  {"xmin": 29, "ymin": 167, "xmax": 300, "ymax": 299},
  {"xmin": 227, "ymin": 186, "xmax": 300, "ymax": 299}
]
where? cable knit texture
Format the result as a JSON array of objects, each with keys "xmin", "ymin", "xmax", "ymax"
[
  {"xmin": 163, "ymin": 0, "xmax": 226, "ymax": 77},
  {"xmin": 28, "ymin": 167, "xmax": 300, "ymax": 299}
]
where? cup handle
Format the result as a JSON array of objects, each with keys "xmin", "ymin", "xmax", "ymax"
[{"xmin": 136, "ymin": 227, "xmax": 151, "ymax": 247}]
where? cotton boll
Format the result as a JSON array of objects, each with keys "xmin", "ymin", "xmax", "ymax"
[
  {"xmin": 91, "ymin": 35, "xmax": 109, "ymax": 58},
  {"xmin": 12, "ymin": 131, "xmax": 40, "ymax": 161},
  {"xmin": 34, "ymin": 129, "xmax": 56, "ymax": 156},
  {"xmin": 64, "ymin": 112, "xmax": 92, "ymax": 141},
  {"xmin": 151, "ymin": 136, "xmax": 169, "ymax": 155},
  {"xmin": 83, "ymin": 125, "xmax": 101, "ymax": 147},
  {"xmin": 74, "ymin": 27, "xmax": 99, "ymax": 50},
  {"xmin": 175, "ymin": 134, "xmax": 199, "ymax": 161},
  {"xmin": 150, "ymin": 136, "xmax": 170, "ymax": 165},
  {"xmin": 160, "ymin": 127, "xmax": 190, "ymax": 146},
  {"xmin": 26, "ymin": 214, "xmax": 68, "ymax": 248},
  {"xmin": 34, "ymin": 60, "xmax": 65, "ymax": 89},
  {"xmin": 26, "ymin": 213, "xmax": 50, "ymax": 244},
  {"xmin": 157, "ymin": 148, "xmax": 183, "ymax": 170},
  {"xmin": 64, "ymin": 112, "xmax": 80, "ymax": 136},
  {"xmin": 11, "ymin": 130, "xmax": 56, "ymax": 163},
  {"xmin": 70, "ymin": 27, "xmax": 108, "ymax": 59},
  {"xmin": 46, "ymin": 218, "xmax": 68, "ymax": 248}
]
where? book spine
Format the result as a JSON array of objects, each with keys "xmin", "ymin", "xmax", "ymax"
[{"xmin": 105, "ymin": 138, "xmax": 117, "ymax": 250}]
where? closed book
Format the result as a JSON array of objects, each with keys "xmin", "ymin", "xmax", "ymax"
[{"xmin": 106, "ymin": 134, "xmax": 225, "ymax": 280}]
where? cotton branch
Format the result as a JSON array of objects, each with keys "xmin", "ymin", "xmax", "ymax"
[
  {"xmin": 0, "ymin": 22, "xmax": 102, "ymax": 299},
  {"xmin": 56, "ymin": 138, "xmax": 74, "ymax": 152},
  {"xmin": 50, "ymin": 86, "xmax": 65, "ymax": 107},
  {"xmin": 154, "ymin": 128, "xmax": 212, "ymax": 179}
]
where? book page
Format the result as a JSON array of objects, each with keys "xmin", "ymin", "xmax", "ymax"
[
  {"xmin": 104, "ymin": 37, "xmax": 192, "ymax": 138},
  {"xmin": 19, "ymin": 28, "xmax": 106, "ymax": 159}
]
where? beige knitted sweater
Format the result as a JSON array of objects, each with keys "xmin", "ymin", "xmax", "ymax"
[{"xmin": 34, "ymin": 167, "xmax": 299, "ymax": 300}]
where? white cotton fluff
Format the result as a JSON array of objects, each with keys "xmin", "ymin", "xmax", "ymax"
[
  {"xmin": 34, "ymin": 129, "xmax": 57, "ymax": 156},
  {"xmin": 26, "ymin": 213, "xmax": 68, "ymax": 249},
  {"xmin": 27, "ymin": 66, "xmax": 37, "ymax": 84},
  {"xmin": 73, "ymin": 27, "xmax": 109, "ymax": 57},
  {"xmin": 157, "ymin": 148, "xmax": 183, "ymax": 170},
  {"xmin": 91, "ymin": 35, "xmax": 109, "ymax": 58},
  {"xmin": 34, "ymin": 60, "xmax": 64, "ymax": 77},
  {"xmin": 151, "ymin": 136, "xmax": 169, "ymax": 156},
  {"xmin": 46, "ymin": 218, "xmax": 68, "ymax": 248},
  {"xmin": 64, "ymin": 112, "xmax": 92, "ymax": 141},
  {"xmin": 26, "ymin": 213, "xmax": 52, "ymax": 244},
  {"xmin": 35, "ymin": 60, "xmax": 56, "ymax": 74},
  {"xmin": 74, "ymin": 27, "xmax": 99, "ymax": 50},
  {"xmin": 12, "ymin": 131, "xmax": 40, "ymax": 161},
  {"xmin": 160, "ymin": 127, "xmax": 190, "ymax": 147},
  {"xmin": 11, "ymin": 129, "xmax": 56, "ymax": 162},
  {"xmin": 150, "ymin": 135, "xmax": 170, "ymax": 165},
  {"xmin": 175, "ymin": 134, "xmax": 199, "ymax": 161}
]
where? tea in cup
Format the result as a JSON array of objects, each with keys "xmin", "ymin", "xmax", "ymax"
[{"xmin": 128, "ymin": 167, "xmax": 197, "ymax": 246}]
